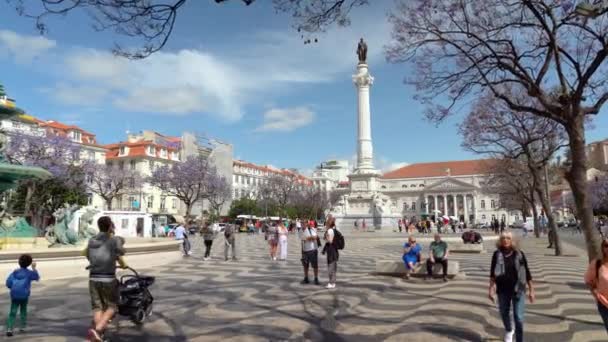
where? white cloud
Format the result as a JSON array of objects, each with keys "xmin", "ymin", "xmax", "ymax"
[
  {"xmin": 255, "ymin": 107, "xmax": 315, "ymax": 132},
  {"xmin": 114, "ymin": 86, "xmax": 206, "ymax": 114},
  {"xmin": 0, "ymin": 30, "xmax": 56, "ymax": 62},
  {"xmin": 15, "ymin": 5, "xmax": 391, "ymax": 121},
  {"xmin": 42, "ymin": 82, "xmax": 109, "ymax": 106},
  {"xmin": 376, "ymin": 157, "xmax": 409, "ymax": 173}
]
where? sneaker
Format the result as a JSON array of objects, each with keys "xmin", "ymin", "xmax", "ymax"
[
  {"xmin": 301, "ymin": 278, "xmax": 310, "ymax": 284},
  {"xmin": 203, "ymin": 257, "xmax": 209, "ymax": 261},
  {"xmin": 314, "ymin": 278, "xmax": 320, "ymax": 285},
  {"xmin": 331, "ymin": 283, "xmax": 336, "ymax": 289},
  {"xmin": 325, "ymin": 283, "xmax": 333, "ymax": 289},
  {"xmin": 403, "ymin": 274, "xmax": 410, "ymax": 280},
  {"xmin": 232, "ymin": 257, "xmax": 238, "ymax": 261},
  {"xmin": 504, "ymin": 330, "xmax": 514, "ymax": 342},
  {"xmin": 6, "ymin": 330, "xmax": 13, "ymax": 337},
  {"xmin": 225, "ymin": 258, "xmax": 229, "ymax": 261},
  {"xmin": 424, "ymin": 276, "xmax": 430, "ymax": 281},
  {"xmin": 443, "ymin": 276, "xmax": 448, "ymax": 282}
]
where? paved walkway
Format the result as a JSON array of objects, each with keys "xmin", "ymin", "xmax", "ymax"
[{"xmin": 0, "ymin": 230, "xmax": 605, "ymax": 341}]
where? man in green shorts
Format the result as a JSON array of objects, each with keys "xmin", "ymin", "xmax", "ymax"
[
  {"xmin": 84, "ymin": 216, "xmax": 126, "ymax": 341},
  {"xmin": 426, "ymin": 233, "xmax": 449, "ymax": 282}
]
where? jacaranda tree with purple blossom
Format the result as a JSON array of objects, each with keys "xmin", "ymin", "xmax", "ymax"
[
  {"xmin": 204, "ymin": 167, "xmax": 232, "ymax": 221},
  {"xmin": 383, "ymin": 0, "xmax": 608, "ymax": 260},
  {"xmin": 85, "ymin": 164, "xmax": 144, "ymax": 210},
  {"xmin": 5, "ymin": 132, "xmax": 88, "ymax": 228},
  {"xmin": 149, "ymin": 155, "xmax": 210, "ymax": 219}
]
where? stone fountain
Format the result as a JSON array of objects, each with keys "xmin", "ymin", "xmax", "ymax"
[{"xmin": 0, "ymin": 84, "xmax": 52, "ymax": 243}]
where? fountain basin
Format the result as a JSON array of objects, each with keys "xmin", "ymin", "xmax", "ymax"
[{"xmin": 0, "ymin": 238, "xmax": 181, "ymax": 280}]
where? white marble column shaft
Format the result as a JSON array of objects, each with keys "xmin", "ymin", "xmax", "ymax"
[{"xmin": 353, "ymin": 64, "xmax": 375, "ymax": 172}]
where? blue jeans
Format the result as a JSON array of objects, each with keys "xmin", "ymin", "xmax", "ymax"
[
  {"xmin": 497, "ymin": 292, "xmax": 525, "ymax": 342},
  {"xmin": 597, "ymin": 301, "xmax": 608, "ymax": 333}
]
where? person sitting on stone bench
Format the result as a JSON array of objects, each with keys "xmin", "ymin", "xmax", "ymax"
[
  {"xmin": 402, "ymin": 236, "xmax": 422, "ymax": 280},
  {"xmin": 462, "ymin": 229, "xmax": 483, "ymax": 244},
  {"xmin": 426, "ymin": 234, "xmax": 449, "ymax": 282}
]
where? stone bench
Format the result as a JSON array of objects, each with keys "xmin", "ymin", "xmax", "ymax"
[
  {"xmin": 450, "ymin": 243, "xmax": 485, "ymax": 254},
  {"xmin": 374, "ymin": 260, "xmax": 461, "ymax": 279}
]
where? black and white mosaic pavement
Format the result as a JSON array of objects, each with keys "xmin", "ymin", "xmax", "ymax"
[{"xmin": 0, "ymin": 231, "xmax": 605, "ymax": 341}]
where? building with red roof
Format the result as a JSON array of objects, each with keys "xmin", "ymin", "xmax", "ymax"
[{"xmin": 232, "ymin": 160, "xmax": 312, "ymax": 200}]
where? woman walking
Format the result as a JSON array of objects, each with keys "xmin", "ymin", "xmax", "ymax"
[
  {"xmin": 489, "ymin": 231, "xmax": 535, "ymax": 342},
  {"xmin": 201, "ymin": 224, "xmax": 215, "ymax": 261},
  {"xmin": 266, "ymin": 223, "xmax": 279, "ymax": 261},
  {"xmin": 322, "ymin": 217, "xmax": 339, "ymax": 289},
  {"xmin": 278, "ymin": 222, "xmax": 289, "ymax": 261},
  {"xmin": 584, "ymin": 238, "xmax": 608, "ymax": 333}
]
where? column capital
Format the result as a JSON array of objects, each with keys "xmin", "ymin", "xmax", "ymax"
[{"xmin": 353, "ymin": 73, "xmax": 374, "ymax": 87}]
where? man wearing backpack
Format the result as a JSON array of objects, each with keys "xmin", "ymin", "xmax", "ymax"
[
  {"xmin": 322, "ymin": 217, "xmax": 344, "ymax": 289},
  {"xmin": 85, "ymin": 216, "xmax": 126, "ymax": 342}
]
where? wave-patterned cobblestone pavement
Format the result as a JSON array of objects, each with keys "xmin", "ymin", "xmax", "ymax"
[{"xmin": 0, "ymin": 231, "xmax": 605, "ymax": 341}]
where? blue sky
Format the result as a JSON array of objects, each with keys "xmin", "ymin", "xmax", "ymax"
[{"xmin": 1, "ymin": 1, "xmax": 607, "ymax": 175}]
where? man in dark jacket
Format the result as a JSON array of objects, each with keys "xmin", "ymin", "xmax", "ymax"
[{"xmin": 84, "ymin": 216, "xmax": 126, "ymax": 341}]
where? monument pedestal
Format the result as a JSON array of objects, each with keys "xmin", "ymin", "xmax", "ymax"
[{"xmin": 330, "ymin": 43, "xmax": 401, "ymax": 230}]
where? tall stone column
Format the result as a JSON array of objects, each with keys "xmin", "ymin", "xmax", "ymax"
[
  {"xmin": 464, "ymin": 194, "xmax": 468, "ymax": 223},
  {"xmin": 473, "ymin": 194, "xmax": 478, "ymax": 223},
  {"xmin": 352, "ymin": 63, "xmax": 376, "ymax": 173},
  {"xmin": 434, "ymin": 196, "xmax": 438, "ymax": 216},
  {"xmin": 443, "ymin": 195, "xmax": 448, "ymax": 217}
]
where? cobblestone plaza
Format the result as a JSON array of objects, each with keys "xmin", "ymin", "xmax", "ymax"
[{"xmin": 0, "ymin": 231, "xmax": 605, "ymax": 341}]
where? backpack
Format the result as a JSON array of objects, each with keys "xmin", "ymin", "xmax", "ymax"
[{"xmin": 334, "ymin": 229, "xmax": 345, "ymax": 250}]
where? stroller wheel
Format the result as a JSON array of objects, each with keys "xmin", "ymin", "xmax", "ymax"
[
  {"xmin": 132, "ymin": 308, "xmax": 146, "ymax": 325},
  {"xmin": 145, "ymin": 302, "xmax": 153, "ymax": 317}
]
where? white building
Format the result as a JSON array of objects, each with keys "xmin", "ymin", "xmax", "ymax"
[
  {"xmin": 1, "ymin": 115, "xmax": 108, "ymax": 209},
  {"xmin": 311, "ymin": 160, "xmax": 350, "ymax": 193},
  {"xmin": 331, "ymin": 42, "xmax": 517, "ymax": 229},
  {"xmin": 379, "ymin": 160, "xmax": 514, "ymax": 224},
  {"xmin": 232, "ymin": 160, "xmax": 312, "ymax": 200},
  {"xmin": 105, "ymin": 133, "xmax": 183, "ymax": 217},
  {"xmin": 39, "ymin": 120, "xmax": 108, "ymax": 208}
]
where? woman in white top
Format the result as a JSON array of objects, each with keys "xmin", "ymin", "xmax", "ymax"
[{"xmin": 278, "ymin": 222, "xmax": 289, "ymax": 261}]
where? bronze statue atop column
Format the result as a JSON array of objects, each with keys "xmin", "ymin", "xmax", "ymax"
[{"xmin": 357, "ymin": 38, "xmax": 368, "ymax": 64}]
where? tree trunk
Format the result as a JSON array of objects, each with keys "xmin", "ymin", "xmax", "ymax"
[
  {"xmin": 533, "ymin": 178, "xmax": 562, "ymax": 256},
  {"xmin": 530, "ymin": 189, "xmax": 540, "ymax": 238},
  {"xmin": 185, "ymin": 202, "xmax": 192, "ymax": 220},
  {"xmin": 565, "ymin": 116, "xmax": 601, "ymax": 261},
  {"xmin": 105, "ymin": 197, "xmax": 113, "ymax": 211}
]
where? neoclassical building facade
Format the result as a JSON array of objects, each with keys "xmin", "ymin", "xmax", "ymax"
[
  {"xmin": 380, "ymin": 159, "xmax": 515, "ymax": 224},
  {"xmin": 333, "ymin": 159, "xmax": 519, "ymax": 228}
]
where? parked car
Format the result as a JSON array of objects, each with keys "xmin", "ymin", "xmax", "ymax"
[
  {"xmin": 510, "ymin": 220, "xmax": 525, "ymax": 229},
  {"xmin": 474, "ymin": 223, "xmax": 490, "ymax": 230},
  {"xmin": 522, "ymin": 220, "xmax": 534, "ymax": 233}
]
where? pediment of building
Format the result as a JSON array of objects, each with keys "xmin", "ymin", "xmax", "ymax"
[{"xmin": 424, "ymin": 177, "xmax": 477, "ymax": 192}]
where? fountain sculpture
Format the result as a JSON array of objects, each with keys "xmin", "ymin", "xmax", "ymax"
[{"xmin": 0, "ymin": 84, "xmax": 52, "ymax": 244}]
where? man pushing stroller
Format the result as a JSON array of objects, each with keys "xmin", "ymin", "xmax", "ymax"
[{"xmin": 83, "ymin": 216, "xmax": 127, "ymax": 341}]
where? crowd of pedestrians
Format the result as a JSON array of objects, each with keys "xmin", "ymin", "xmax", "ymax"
[{"xmin": 7, "ymin": 214, "xmax": 608, "ymax": 341}]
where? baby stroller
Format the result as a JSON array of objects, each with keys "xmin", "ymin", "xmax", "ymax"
[{"xmin": 118, "ymin": 267, "xmax": 155, "ymax": 325}]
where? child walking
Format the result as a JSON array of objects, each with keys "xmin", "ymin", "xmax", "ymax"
[{"xmin": 5, "ymin": 254, "xmax": 40, "ymax": 337}]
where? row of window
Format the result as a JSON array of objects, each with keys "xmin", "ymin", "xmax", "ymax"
[
  {"xmin": 380, "ymin": 184, "xmax": 427, "ymax": 189},
  {"xmin": 402, "ymin": 199, "xmax": 498, "ymax": 210},
  {"xmin": 113, "ymin": 195, "xmax": 178, "ymax": 210},
  {"xmin": 118, "ymin": 145, "xmax": 177, "ymax": 159},
  {"xmin": 233, "ymin": 174, "xmax": 268, "ymax": 186}
]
